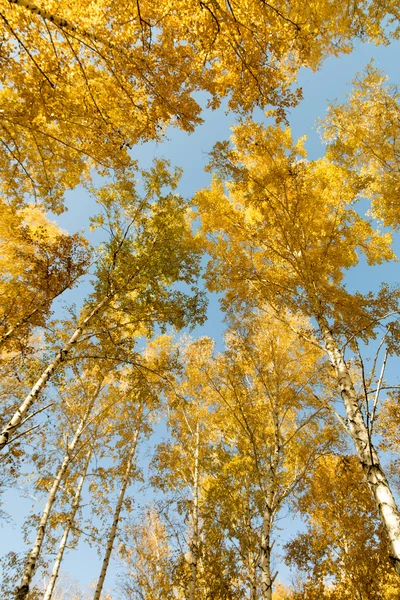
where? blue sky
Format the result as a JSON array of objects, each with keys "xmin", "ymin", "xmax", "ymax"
[{"xmin": 2, "ymin": 36, "xmax": 400, "ymax": 597}]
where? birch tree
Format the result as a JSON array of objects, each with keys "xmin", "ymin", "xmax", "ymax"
[
  {"xmin": 0, "ymin": 200, "xmax": 89, "ymax": 477},
  {"xmin": 92, "ymin": 387, "xmax": 153, "ymax": 598},
  {"xmin": 195, "ymin": 121, "xmax": 400, "ymax": 574},
  {"xmin": 0, "ymin": 160, "xmax": 205, "ymax": 450},
  {"xmin": 150, "ymin": 337, "xmax": 217, "ymax": 600},
  {"xmin": 199, "ymin": 311, "xmax": 339, "ymax": 599},
  {"xmin": 14, "ymin": 371, "xmax": 107, "ymax": 600}
]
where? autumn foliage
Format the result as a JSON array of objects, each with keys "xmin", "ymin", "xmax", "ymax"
[{"xmin": 1, "ymin": 2, "xmax": 400, "ymax": 599}]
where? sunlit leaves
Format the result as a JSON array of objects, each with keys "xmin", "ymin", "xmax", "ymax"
[
  {"xmin": 1, "ymin": 0, "xmax": 399, "ymax": 206},
  {"xmin": 321, "ymin": 62, "xmax": 400, "ymax": 229}
]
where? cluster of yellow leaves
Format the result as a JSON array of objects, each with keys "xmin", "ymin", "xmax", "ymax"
[
  {"xmin": 378, "ymin": 393, "xmax": 400, "ymax": 453},
  {"xmin": 285, "ymin": 455, "xmax": 400, "ymax": 599},
  {"xmin": 196, "ymin": 120, "xmax": 395, "ymax": 334},
  {"xmin": 1, "ymin": 0, "xmax": 399, "ymax": 208},
  {"xmin": 321, "ymin": 62, "xmax": 400, "ymax": 228},
  {"xmin": 0, "ymin": 198, "xmax": 89, "ymax": 352}
]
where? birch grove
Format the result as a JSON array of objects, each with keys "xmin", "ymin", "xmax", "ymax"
[
  {"xmin": 43, "ymin": 448, "xmax": 92, "ymax": 600},
  {"xmin": 1, "ymin": 1, "xmax": 400, "ymax": 598},
  {"xmin": 15, "ymin": 377, "xmax": 105, "ymax": 599},
  {"xmin": 195, "ymin": 119, "xmax": 400, "ymax": 577},
  {"xmin": 93, "ymin": 427, "xmax": 140, "ymax": 600}
]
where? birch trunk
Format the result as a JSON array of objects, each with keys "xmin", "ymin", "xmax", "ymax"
[
  {"xmin": 260, "ymin": 505, "xmax": 273, "ymax": 600},
  {"xmin": 317, "ymin": 314, "xmax": 400, "ymax": 575},
  {"xmin": 260, "ymin": 400, "xmax": 280, "ymax": 600},
  {"xmin": 93, "ymin": 428, "xmax": 140, "ymax": 600},
  {"xmin": 248, "ymin": 548, "xmax": 258, "ymax": 600},
  {"xmin": 0, "ymin": 307, "xmax": 40, "ymax": 347},
  {"xmin": 188, "ymin": 421, "xmax": 200, "ymax": 600},
  {"xmin": 0, "ymin": 295, "xmax": 110, "ymax": 450},
  {"xmin": 260, "ymin": 458, "xmax": 276, "ymax": 600},
  {"xmin": 15, "ymin": 384, "xmax": 101, "ymax": 600},
  {"xmin": 43, "ymin": 448, "xmax": 92, "ymax": 600},
  {"xmin": 8, "ymin": 0, "xmax": 110, "ymax": 47}
]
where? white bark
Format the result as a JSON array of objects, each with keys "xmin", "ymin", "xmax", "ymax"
[
  {"xmin": 93, "ymin": 428, "xmax": 140, "ymax": 600},
  {"xmin": 7, "ymin": 0, "xmax": 98, "ymax": 41},
  {"xmin": 258, "ymin": 398, "xmax": 281, "ymax": 600},
  {"xmin": 0, "ymin": 295, "xmax": 110, "ymax": 450},
  {"xmin": 188, "ymin": 421, "xmax": 200, "ymax": 600},
  {"xmin": 43, "ymin": 448, "xmax": 92, "ymax": 600},
  {"xmin": 249, "ymin": 551, "xmax": 258, "ymax": 600},
  {"xmin": 15, "ymin": 384, "xmax": 101, "ymax": 600},
  {"xmin": 260, "ymin": 443, "xmax": 277, "ymax": 600},
  {"xmin": 260, "ymin": 505, "xmax": 273, "ymax": 600},
  {"xmin": 7, "ymin": 0, "xmax": 113, "ymax": 51},
  {"xmin": 317, "ymin": 314, "xmax": 400, "ymax": 575},
  {"xmin": 0, "ymin": 307, "xmax": 40, "ymax": 347}
]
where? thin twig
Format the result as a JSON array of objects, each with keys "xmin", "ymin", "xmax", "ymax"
[
  {"xmin": 8, "ymin": 424, "xmax": 40, "ymax": 446},
  {"xmin": 369, "ymin": 349, "xmax": 388, "ymax": 435},
  {"xmin": 19, "ymin": 402, "xmax": 54, "ymax": 427}
]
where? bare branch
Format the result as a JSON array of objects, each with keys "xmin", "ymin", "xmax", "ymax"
[
  {"xmin": 20, "ymin": 402, "xmax": 54, "ymax": 427},
  {"xmin": 369, "ymin": 349, "xmax": 388, "ymax": 435}
]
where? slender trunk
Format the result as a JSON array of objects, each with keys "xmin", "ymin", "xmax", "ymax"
[
  {"xmin": 188, "ymin": 421, "xmax": 200, "ymax": 600},
  {"xmin": 243, "ymin": 475, "xmax": 257, "ymax": 600},
  {"xmin": 43, "ymin": 448, "xmax": 92, "ymax": 600},
  {"xmin": 260, "ymin": 403, "xmax": 280, "ymax": 600},
  {"xmin": 15, "ymin": 385, "xmax": 101, "ymax": 600},
  {"xmin": 0, "ymin": 295, "xmax": 110, "ymax": 450},
  {"xmin": 0, "ymin": 307, "xmax": 40, "ymax": 347},
  {"xmin": 248, "ymin": 550, "xmax": 258, "ymax": 600},
  {"xmin": 8, "ymin": 0, "xmax": 109, "ymax": 47},
  {"xmin": 260, "ymin": 505, "xmax": 273, "ymax": 600},
  {"xmin": 93, "ymin": 428, "xmax": 140, "ymax": 600},
  {"xmin": 317, "ymin": 314, "xmax": 400, "ymax": 575}
]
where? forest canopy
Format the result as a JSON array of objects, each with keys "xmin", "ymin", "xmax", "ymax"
[{"xmin": 1, "ymin": 1, "xmax": 400, "ymax": 599}]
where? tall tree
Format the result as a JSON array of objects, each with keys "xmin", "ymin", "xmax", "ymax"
[
  {"xmin": 150, "ymin": 337, "xmax": 220, "ymax": 600},
  {"xmin": 0, "ymin": 160, "xmax": 205, "ymax": 450},
  {"xmin": 195, "ymin": 120, "xmax": 400, "ymax": 574},
  {"xmin": 199, "ymin": 311, "xmax": 338, "ymax": 600}
]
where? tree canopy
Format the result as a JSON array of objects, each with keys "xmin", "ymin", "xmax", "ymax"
[{"xmin": 1, "ymin": 2, "xmax": 400, "ymax": 599}]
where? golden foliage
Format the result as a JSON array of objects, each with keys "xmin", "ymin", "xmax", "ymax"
[
  {"xmin": 0, "ymin": 199, "xmax": 89, "ymax": 351},
  {"xmin": 1, "ymin": 0, "xmax": 399, "ymax": 207},
  {"xmin": 321, "ymin": 62, "xmax": 400, "ymax": 229}
]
